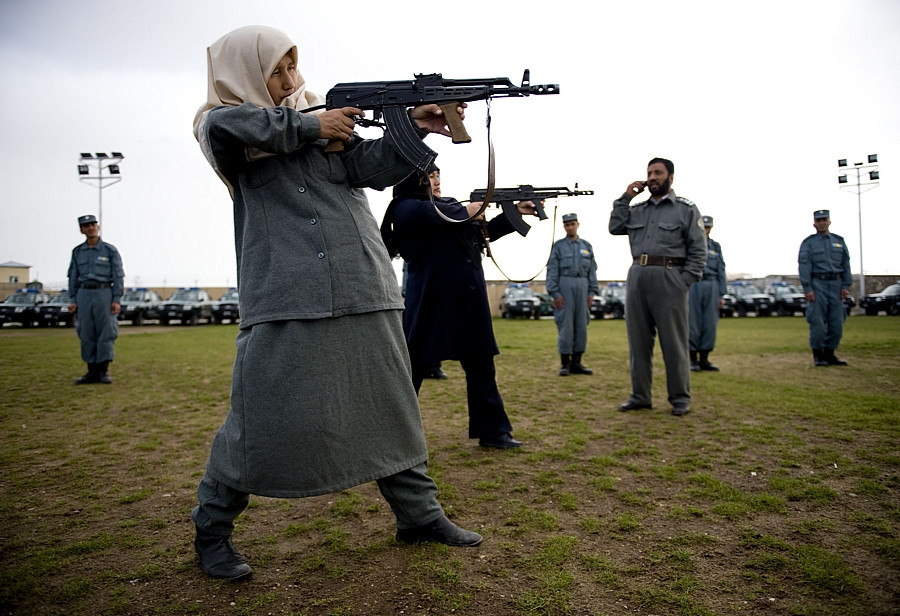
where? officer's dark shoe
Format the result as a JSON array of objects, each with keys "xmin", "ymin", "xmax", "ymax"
[
  {"xmin": 396, "ymin": 515, "xmax": 483, "ymax": 547},
  {"xmin": 569, "ymin": 353, "xmax": 593, "ymax": 375},
  {"xmin": 618, "ymin": 400, "xmax": 652, "ymax": 412},
  {"xmin": 558, "ymin": 354, "xmax": 571, "ymax": 376},
  {"xmin": 194, "ymin": 530, "xmax": 252, "ymax": 580},
  {"xmin": 812, "ymin": 349, "xmax": 829, "ymax": 367},
  {"xmin": 690, "ymin": 361, "xmax": 701, "ymax": 372},
  {"xmin": 671, "ymin": 403, "xmax": 691, "ymax": 416},
  {"xmin": 479, "ymin": 433, "xmax": 523, "ymax": 449},
  {"xmin": 430, "ymin": 367, "xmax": 448, "ymax": 379},
  {"xmin": 824, "ymin": 348, "xmax": 848, "ymax": 366},
  {"xmin": 75, "ymin": 364, "xmax": 98, "ymax": 385},
  {"xmin": 699, "ymin": 352, "xmax": 719, "ymax": 371},
  {"xmin": 96, "ymin": 361, "xmax": 112, "ymax": 384}
]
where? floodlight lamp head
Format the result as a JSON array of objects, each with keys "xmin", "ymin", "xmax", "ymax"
[
  {"xmin": 837, "ymin": 159, "xmax": 847, "ymax": 168},
  {"xmin": 838, "ymin": 175, "xmax": 848, "ymax": 184},
  {"xmin": 868, "ymin": 154, "xmax": 878, "ymax": 164}
]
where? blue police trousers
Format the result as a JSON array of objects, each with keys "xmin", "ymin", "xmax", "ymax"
[
  {"xmin": 75, "ymin": 286, "xmax": 118, "ymax": 364},
  {"xmin": 806, "ymin": 278, "xmax": 846, "ymax": 350}
]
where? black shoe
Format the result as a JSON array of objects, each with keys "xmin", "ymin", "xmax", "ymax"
[
  {"xmin": 569, "ymin": 353, "xmax": 593, "ymax": 375},
  {"xmin": 690, "ymin": 361, "xmax": 701, "ymax": 372},
  {"xmin": 75, "ymin": 372, "xmax": 98, "ymax": 385},
  {"xmin": 194, "ymin": 531, "xmax": 252, "ymax": 580},
  {"xmin": 97, "ymin": 371, "xmax": 112, "ymax": 384},
  {"xmin": 479, "ymin": 433, "xmax": 523, "ymax": 449},
  {"xmin": 618, "ymin": 400, "xmax": 652, "ymax": 412},
  {"xmin": 558, "ymin": 354, "xmax": 571, "ymax": 376},
  {"xmin": 824, "ymin": 349, "xmax": 848, "ymax": 366},
  {"xmin": 699, "ymin": 361, "xmax": 719, "ymax": 371},
  {"xmin": 396, "ymin": 515, "xmax": 483, "ymax": 547},
  {"xmin": 671, "ymin": 404, "xmax": 690, "ymax": 416},
  {"xmin": 813, "ymin": 349, "xmax": 829, "ymax": 367},
  {"xmin": 432, "ymin": 367, "xmax": 448, "ymax": 379}
]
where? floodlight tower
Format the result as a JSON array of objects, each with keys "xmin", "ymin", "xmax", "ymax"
[
  {"xmin": 837, "ymin": 155, "xmax": 879, "ymax": 299},
  {"xmin": 77, "ymin": 152, "xmax": 124, "ymax": 230}
]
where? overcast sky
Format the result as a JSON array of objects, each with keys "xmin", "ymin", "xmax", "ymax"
[{"xmin": 1, "ymin": 0, "xmax": 897, "ymax": 291}]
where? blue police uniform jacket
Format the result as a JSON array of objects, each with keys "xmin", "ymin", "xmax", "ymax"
[
  {"xmin": 545, "ymin": 237, "xmax": 600, "ymax": 299},
  {"xmin": 701, "ymin": 237, "xmax": 727, "ymax": 297},
  {"xmin": 67, "ymin": 239, "xmax": 125, "ymax": 302},
  {"xmin": 798, "ymin": 232, "xmax": 852, "ymax": 292}
]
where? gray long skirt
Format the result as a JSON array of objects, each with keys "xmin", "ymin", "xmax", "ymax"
[{"xmin": 204, "ymin": 310, "xmax": 429, "ymax": 498}]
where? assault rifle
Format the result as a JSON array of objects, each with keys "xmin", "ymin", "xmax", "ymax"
[
  {"xmin": 322, "ymin": 70, "xmax": 559, "ymax": 172},
  {"xmin": 468, "ymin": 185, "xmax": 595, "ymax": 236}
]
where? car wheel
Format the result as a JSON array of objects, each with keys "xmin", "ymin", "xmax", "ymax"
[
  {"xmin": 612, "ymin": 305, "xmax": 624, "ymax": 319},
  {"xmin": 865, "ymin": 308, "xmax": 878, "ymax": 316},
  {"xmin": 777, "ymin": 305, "xmax": 789, "ymax": 317},
  {"xmin": 133, "ymin": 312, "xmax": 144, "ymax": 326},
  {"xmin": 160, "ymin": 318, "xmax": 169, "ymax": 326},
  {"xmin": 889, "ymin": 304, "xmax": 900, "ymax": 316},
  {"xmin": 736, "ymin": 305, "xmax": 747, "ymax": 317},
  {"xmin": 188, "ymin": 312, "xmax": 200, "ymax": 326}
]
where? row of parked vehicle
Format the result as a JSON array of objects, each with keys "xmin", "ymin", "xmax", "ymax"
[
  {"xmin": 496, "ymin": 280, "xmax": 900, "ymax": 320},
  {"xmin": 0, "ymin": 287, "xmax": 241, "ymax": 328}
]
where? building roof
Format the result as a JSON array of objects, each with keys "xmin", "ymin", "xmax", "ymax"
[{"xmin": 0, "ymin": 261, "xmax": 31, "ymax": 268}]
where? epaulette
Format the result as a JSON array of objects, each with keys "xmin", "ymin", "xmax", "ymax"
[{"xmin": 675, "ymin": 196, "xmax": 697, "ymax": 207}]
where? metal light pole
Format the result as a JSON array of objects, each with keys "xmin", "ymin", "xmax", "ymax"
[
  {"xmin": 837, "ymin": 154, "xmax": 879, "ymax": 299},
  {"xmin": 77, "ymin": 152, "xmax": 124, "ymax": 230}
]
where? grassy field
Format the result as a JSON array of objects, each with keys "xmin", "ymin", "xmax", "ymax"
[{"xmin": 0, "ymin": 315, "xmax": 898, "ymax": 616}]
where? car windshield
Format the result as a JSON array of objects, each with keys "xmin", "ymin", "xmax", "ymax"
[
  {"xmin": 606, "ymin": 287, "xmax": 626, "ymax": 299},
  {"xmin": 734, "ymin": 285, "xmax": 762, "ymax": 296},
  {"xmin": 49, "ymin": 293, "xmax": 71, "ymax": 303},
  {"xmin": 5, "ymin": 294, "xmax": 36, "ymax": 305},
  {"xmin": 169, "ymin": 290, "xmax": 200, "ymax": 302},
  {"xmin": 507, "ymin": 288, "xmax": 534, "ymax": 299},
  {"xmin": 772, "ymin": 285, "xmax": 802, "ymax": 296},
  {"xmin": 220, "ymin": 290, "xmax": 239, "ymax": 301},
  {"xmin": 881, "ymin": 284, "xmax": 900, "ymax": 296},
  {"xmin": 121, "ymin": 292, "xmax": 144, "ymax": 302}
]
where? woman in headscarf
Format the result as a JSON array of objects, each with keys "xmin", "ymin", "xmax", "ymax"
[{"xmin": 190, "ymin": 25, "xmax": 480, "ymax": 581}]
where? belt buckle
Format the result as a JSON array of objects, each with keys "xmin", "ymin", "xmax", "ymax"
[
  {"xmin": 665, "ymin": 258, "xmax": 673, "ymax": 270},
  {"xmin": 639, "ymin": 254, "xmax": 648, "ymax": 266}
]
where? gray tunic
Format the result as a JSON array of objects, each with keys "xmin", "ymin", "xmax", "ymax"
[
  {"xmin": 197, "ymin": 103, "xmax": 428, "ymax": 497},
  {"xmin": 609, "ymin": 191, "xmax": 707, "ymax": 406}
]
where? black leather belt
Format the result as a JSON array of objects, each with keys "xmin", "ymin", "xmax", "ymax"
[
  {"xmin": 702, "ymin": 274, "xmax": 719, "ymax": 280},
  {"xmin": 81, "ymin": 281, "xmax": 112, "ymax": 290},
  {"xmin": 811, "ymin": 272, "xmax": 842, "ymax": 281},
  {"xmin": 635, "ymin": 254, "xmax": 685, "ymax": 268}
]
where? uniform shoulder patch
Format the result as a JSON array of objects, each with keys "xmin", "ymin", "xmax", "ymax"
[{"xmin": 675, "ymin": 196, "xmax": 697, "ymax": 207}]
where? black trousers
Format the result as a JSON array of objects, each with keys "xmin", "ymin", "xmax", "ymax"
[{"xmin": 412, "ymin": 354, "xmax": 513, "ymax": 439}]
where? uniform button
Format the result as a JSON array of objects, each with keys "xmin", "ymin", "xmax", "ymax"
[
  {"xmin": 298, "ymin": 187, "xmax": 307, "ymax": 193},
  {"xmin": 317, "ymin": 252, "xmax": 325, "ymax": 259},
  {"xmin": 309, "ymin": 218, "xmax": 317, "ymax": 225}
]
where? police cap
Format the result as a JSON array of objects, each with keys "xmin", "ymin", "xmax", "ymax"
[
  {"xmin": 813, "ymin": 209, "xmax": 830, "ymax": 220},
  {"xmin": 702, "ymin": 215, "xmax": 714, "ymax": 227},
  {"xmin": 562, "ymin": 213, "xmax": 578, "ymax": 223},
  {"xmin": 78, "ymin": 214, "xmax": 98, "ymax": 226}
]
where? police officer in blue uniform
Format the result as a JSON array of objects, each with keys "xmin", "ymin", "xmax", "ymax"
[
  {"xmin": 689, "ymin": 215, "xmax": 727, "ymax": 371},
  {"xmin": 798, "ymin": 209, "xmax": 851, "ymax": 367},
  {"xmin": 67, "ymin": 214, "xmax": 125, "ymax": 384},
  {"xmin": 546, "ymin": 213, "xmax": 600, "ymax": 376}
]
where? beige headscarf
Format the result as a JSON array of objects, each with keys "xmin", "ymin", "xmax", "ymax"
[{"xmin": 193, "ymin": 25, "xmax": 325, "ymax": 191}]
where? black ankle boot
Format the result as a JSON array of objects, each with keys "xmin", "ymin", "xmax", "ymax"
[
  {"xmin": 194, "ymin": 530, "xmax": 252, "ymax": 580},
  {"xmin": 813, "ymin": 349, "xmax": 829, "ymax": 367},
  {"xmin": 824, "ymin": 348, "xmax": 847, "ymax": 366},
  {"xmin": 97, "ymin": 360, "xmax": 112, "ymax": 384},
  {"xmin": 690, "ymin": 351, "xmax": 700, "ymax": 372},
  {"xmin": 75, "ymin": 363, "xmax": 98, "ymax": 385},
  {"xmin": 569, "ymin": 352, "xmax": 593, "ymax": 375},
  {"xmin": 558, "ymin": 354, "xmax": 571, "ymax": 376},
  {"xmin": 699, "ymin": 351, "xmax": 719, "ymax": 371}
]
